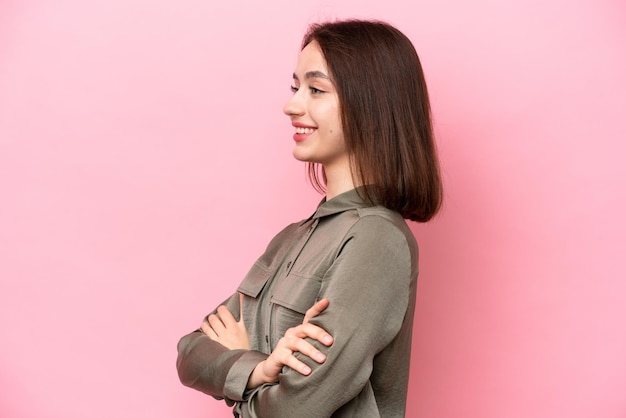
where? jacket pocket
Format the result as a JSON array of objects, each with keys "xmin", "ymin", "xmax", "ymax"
[
  {"xmin": 271, "ymin": 272, "xmax": 322, "ymax": 314},
  {"xmin": 270, "ymin": 273, "xmax": 322, "ymax": 341},
  {"xmin": 237, "ymin": 262, "xmax": 273, "ymax": 298}
]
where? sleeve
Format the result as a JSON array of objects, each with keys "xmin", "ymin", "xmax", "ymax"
[
  {"xmin": 176, "ymin": 223, "xmax": 301, "ymax": 403},
  {"xmin": 235, "ymin": 216, "xmax": 414, "ymax": 418},
  {"xmin": 176, "ymin": 293, "xmax": 269, "ymax": 403}
]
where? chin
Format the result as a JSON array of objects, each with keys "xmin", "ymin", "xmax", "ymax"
[{"xmin": 292, "ymin": 150, "xmax": 311, "ymax": 163}]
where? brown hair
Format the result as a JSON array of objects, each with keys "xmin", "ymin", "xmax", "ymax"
[{"xmin": 302, "ymin": 20, "xmax": 442, "ymax": 222}]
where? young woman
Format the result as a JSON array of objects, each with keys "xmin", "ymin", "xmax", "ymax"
[{"xmin": 177, "ymin": 19, "xmax": 442, "ymax": 417}]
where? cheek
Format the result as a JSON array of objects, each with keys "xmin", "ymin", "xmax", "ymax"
[
  {"xmin": 327, "ymin": 111, "xmax": 342, "ymax": 135},
  {"xmin": 314, "ymin": 101, "xmax": 342, "ymax": 136},
  {"xmin": 330, "ymin": 115, "xmax": 343, "ymax": 137}
]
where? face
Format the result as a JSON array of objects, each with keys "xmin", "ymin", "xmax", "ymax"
[{"xmin": 283, "ymin": 41, "xmax": 347, "ymax": 171}]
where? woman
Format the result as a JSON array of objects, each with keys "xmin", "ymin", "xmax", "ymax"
[{"xmin": 177, "ymin": 19, "xmax": 442, "ymax": 417}]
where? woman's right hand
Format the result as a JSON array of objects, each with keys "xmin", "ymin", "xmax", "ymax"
[{"xmin": 247, "ymin": 298, "xmax": 333, "ymax": 389}]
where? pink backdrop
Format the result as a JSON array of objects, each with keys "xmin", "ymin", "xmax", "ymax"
[{"xmin": 1, "ymin": 0, "xmax": 625, "ymax": 417}]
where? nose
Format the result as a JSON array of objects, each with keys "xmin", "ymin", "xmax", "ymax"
[{"xmin": 283, "ymin": 90, "xmax": 305, "ymax": 117}]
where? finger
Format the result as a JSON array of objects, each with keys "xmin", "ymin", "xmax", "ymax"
[
  {"xmin": 216, "ymin": 305, "xmax": 238, "ymax": 328},
  {"xmin": 207, "ymin": 313, "xmax": 225, "ymax": 335},
  {"xmin": 283, "ymin": 336, "xmax": 327, "ymax": 364},
  {"xmin": 269, "ymin": 346, "xmax": 314, "ymax": 376},
  {"xmin": 201, "ymin": 320, "xmax": 219, "ymax": 341},
  {"xmin": 282, "ymin": 355, "xmax": 313, "ymax": 376},
  {"xmin": 238, "ymin": 293, "xmax": 245, "ymax": 324},
  {"xmin": 286, "ymin": 323, "xmax": 334, "ymax": 346},
  {"xmin": 303, "ymin": 298, "xmax": 329, "ymax": 323},
  {"xmin": 264, "ymin": 350, "xmax": 312, "ymax": 377}
]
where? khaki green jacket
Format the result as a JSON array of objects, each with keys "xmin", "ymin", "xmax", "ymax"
[{"xmin": 177, "ymin": 188, "xmax": 419, "ymax": 417}]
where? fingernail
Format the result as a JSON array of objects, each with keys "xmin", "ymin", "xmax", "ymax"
[
  {"xmin": 303, "ymin": 366, "xmax": 311, "ymax": 375},
  {"xmin": 315, "ymin": 352, "xmax": 325, "ymax": 362},
  {"xmin": 323, "ymin": 335, "xmax": 333, "ymax": 344}
]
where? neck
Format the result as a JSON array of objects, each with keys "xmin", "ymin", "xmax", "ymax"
[{"xmin": 323, "ymin": 161, "xmax": 355, "ymax": 200}]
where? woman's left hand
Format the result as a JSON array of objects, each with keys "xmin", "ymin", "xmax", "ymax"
[{"xmin": 201, "ymin": 293, "xmax": 250, "ymax": 350}]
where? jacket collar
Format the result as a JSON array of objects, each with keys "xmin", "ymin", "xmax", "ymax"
[{"xmin": 310, "ymin": 188, "xmax": 373, "ymax": 220}]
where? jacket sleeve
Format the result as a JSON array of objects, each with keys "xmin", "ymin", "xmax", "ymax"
[
  {"xmin": 176, "ymin": 223, "xmax": 303, "ymax": 404},
  {"xmin": 176, "ymin": 294, "xmax": 269, "ymax": 404},
  {"xmin": 235, "ymin": 216, "xmax": 415, "ymax": 417}
]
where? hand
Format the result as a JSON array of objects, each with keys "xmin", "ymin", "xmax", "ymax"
[
  {"xmin": 201, "ymin": 293, "xmax": 250, "ymax": 350},
  {"xmin": 247, "ymin": 298, "xmax": 333, "ymax": 389}
]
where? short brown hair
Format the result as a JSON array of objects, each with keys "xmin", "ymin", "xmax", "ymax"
[{"xmin": 302, "ymin": 20, "xmax": 442, "ymax": 222}]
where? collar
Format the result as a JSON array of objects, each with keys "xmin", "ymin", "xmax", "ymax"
[{"xmin": 308, "ymin": 188, "xmax": 374, "ymax": 221}]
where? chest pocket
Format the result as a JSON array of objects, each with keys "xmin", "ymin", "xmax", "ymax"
[
  {"xmin": 237, "ymin": 262, "xmax": 272, "ymax": 298},
  {"xmin": 270, "ymin": 272, "xmax": 322, "ymax": 342}
]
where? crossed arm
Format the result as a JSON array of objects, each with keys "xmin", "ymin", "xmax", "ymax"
[
  {"xmin": 201, "ymin": 294, "xmax": 334, "ymax": 390},
  {"xmin": 177, "ymin": 217, "xmax": 413, "ymax": 416}
]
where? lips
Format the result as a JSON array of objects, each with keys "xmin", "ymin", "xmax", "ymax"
[{"xmin": 292, "ymin": 123, "xmax": 317, "ymax": 142}]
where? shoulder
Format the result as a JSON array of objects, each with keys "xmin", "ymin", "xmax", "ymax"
[
  {"xmin": 327, "ymin": 207, "xmax": 418, "ymax": 295},
  {"xmin": 334, "ymin": 206, "xmax": 419, "ymax": 275},
  {"xmin": 351, "ymin": 206, "xmax": 418, "ymax": 254}
]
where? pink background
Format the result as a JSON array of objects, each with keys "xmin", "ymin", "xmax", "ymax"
[{"xmin": 1, "ymin": 0, "xmax": 625, "ymax": 417}]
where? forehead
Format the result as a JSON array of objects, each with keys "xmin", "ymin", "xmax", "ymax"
[{"xmin": 294, "ymin": 41, "xmax": 328, "ymax": 75}]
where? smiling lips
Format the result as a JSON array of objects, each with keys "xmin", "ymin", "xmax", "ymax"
[
  {"xmin": 295, "ymin": 126, "xmax": 315, "ymax": 134},
  {"xmin": 292, "ymin": 124, "xmax": 317, "ymax": 142}
]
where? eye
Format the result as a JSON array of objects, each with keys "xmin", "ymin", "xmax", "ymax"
[
  {"xmin": 310, "ymin": 87, "xmax": 324, "ymax": 94},
  {"xmin": 290, "ymin": 85, "xmax": 299, "ymax": 93}
]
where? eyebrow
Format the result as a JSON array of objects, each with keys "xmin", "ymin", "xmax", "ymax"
[{"xmin": 292, "ymin": 71, "xmax": 330, "ymax": 81}]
